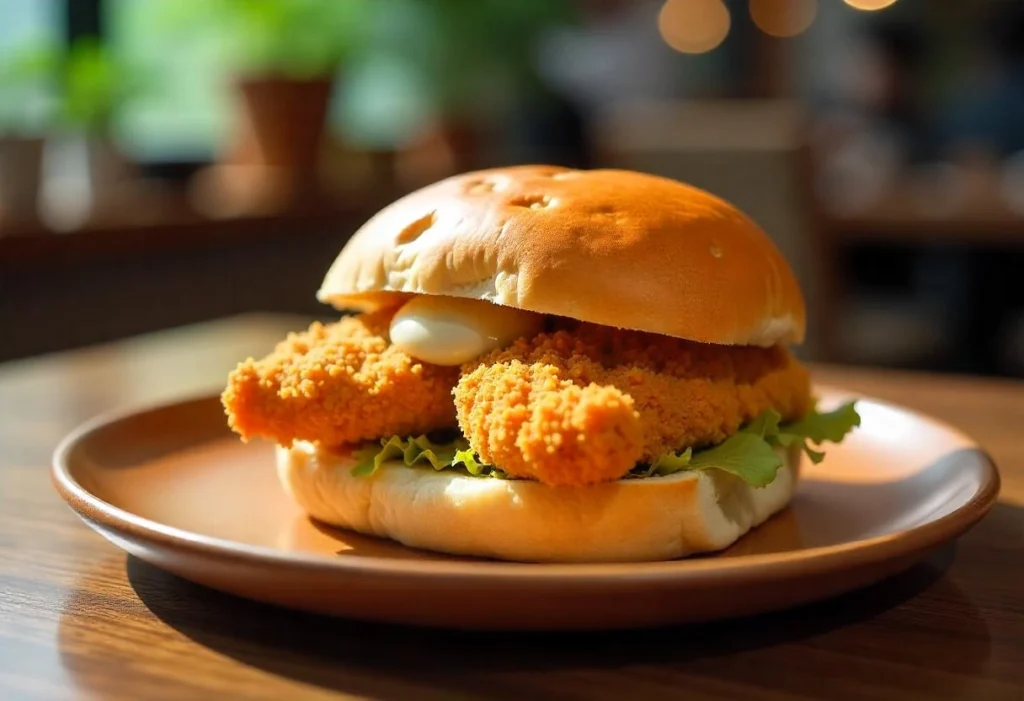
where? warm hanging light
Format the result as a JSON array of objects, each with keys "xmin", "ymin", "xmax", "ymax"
[
  {"xmin": 843, "ymin": 0, "xmax": 899, "ymax": 10},
  {"xmin": 750, "ymin": 0, "xmax": 817, "ymax": 38},
  {"xmin": 658, "ymin": 0, "xmax": 731, "ymax": 55}
]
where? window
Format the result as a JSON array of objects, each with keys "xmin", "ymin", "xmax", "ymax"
[{"xmin": 107, "ymin": 0, "xmax": 234, "ymax": 163}]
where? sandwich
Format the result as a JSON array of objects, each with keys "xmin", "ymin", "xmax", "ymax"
[{"xmin": 222, "ymin": 165, "xmax": 859, "ymax": 562}]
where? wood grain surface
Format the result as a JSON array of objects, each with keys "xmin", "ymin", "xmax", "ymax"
[{"xmin": 1, "ymin": 314, "xmax": 1022, "ymax": 701}]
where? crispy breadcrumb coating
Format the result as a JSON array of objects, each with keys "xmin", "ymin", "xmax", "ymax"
[
  {"xmin": 222, "ymin": 310, "xmax": 459, "ymax": 446},
  {"xmin": 225, "ymin": 308, "xmax": 812, "ymax": 488},
  {"xmin": 454, "ymin": 322, "xmax": 812, "ymax": 486}
]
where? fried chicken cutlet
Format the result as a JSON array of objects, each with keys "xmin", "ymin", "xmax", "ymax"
[
  {"xmin": 222, "ymin": 309, "xmax": 460, "ymax": 447},
  {"xmin": 225, "ymin": 309, "xmax": 812, "ymax": 487},
  {"xmin": 454, "ymin": 322, "xmax": 812, "ymax": 486}
]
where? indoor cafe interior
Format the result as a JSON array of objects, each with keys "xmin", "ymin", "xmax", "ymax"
[
  {"xmin": 2, "ymin": 2, "xmax": 1022, "ymax": 700},
  {"xmin": 3, "ymin": 0, "xmax": 1024, "ymax": 377}
]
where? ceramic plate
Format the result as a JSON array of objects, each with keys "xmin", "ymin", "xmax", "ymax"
[{"xmin": 52, "ymin": 387, "xmax": 999, "ymax": 631}]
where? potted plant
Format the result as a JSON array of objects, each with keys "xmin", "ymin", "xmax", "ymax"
[
  {"xmin": 0, "ymin": 42, "xmax": 55, "ymax": 233},
  {"xmin": 0, "ymin": 38, "xmax": 145, "ymax": 231},
  {"xmin": 336, "ymin": 0, "xmax": 578, "ymax": 187},
  {"xmin": 163, "ymin": 0, "xmax": 370, "ymax": 215},
  {"xmin": 53, "ymin": 38, "xmax": 146, "ymax": 229}
]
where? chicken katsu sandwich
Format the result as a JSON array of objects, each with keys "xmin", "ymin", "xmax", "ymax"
[{"xmin": 223, "ymin": 166, "xmax": 859, "ymax": 562}]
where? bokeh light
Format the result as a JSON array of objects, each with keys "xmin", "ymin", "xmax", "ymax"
[
  {"xmin": 750, "ymin": 0, "xmax": 817, "ymax": 38},
  {"xmin": 658, "ymin": 0, "xmax": 731, "ymax": 55},
  {"xmin": 843, "ymin": 0, "xmax": 899, "ymax": 10}
]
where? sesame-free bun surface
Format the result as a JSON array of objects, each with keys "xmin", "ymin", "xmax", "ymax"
[
  {"xmin": 319, "ymin": 165, "xmax": 805, "ymax": 346},
  {"xmin": 277, "ymin": 441, "xmax": 800, "ymax": 563}
]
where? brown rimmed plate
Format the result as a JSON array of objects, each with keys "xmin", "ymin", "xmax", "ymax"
[{"xmin": 52, "ymin": 388, "xmax": 999, "ymax": 631}]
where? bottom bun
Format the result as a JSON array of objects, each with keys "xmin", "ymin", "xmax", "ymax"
[{"xmin": 277, "ymin": 441, "xmax": 800, "ymax": 563}]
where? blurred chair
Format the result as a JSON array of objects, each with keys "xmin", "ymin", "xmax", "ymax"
[{"xmin": 588, "ymin": 99, "xmax": 836, "ymax": 360}]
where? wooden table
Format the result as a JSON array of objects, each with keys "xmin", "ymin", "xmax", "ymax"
[{"xmin": 2, "ymin": 315, "xmax": 1022, "ymax": 701}]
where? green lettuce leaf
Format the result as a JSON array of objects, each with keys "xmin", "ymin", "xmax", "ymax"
[
  {"xmin": 743, "ymin": 409, "xmax": 781, "ymax": 439},
  {"xmin": 646, "ymin": 447, "xmax": 693, "ymax": 477},
  {"xmin": 454, "ymin": 448, "xmax": 505, "ymax": 474},
  {"xmin": 769, "ymin": 402, "xmax": 861, "ymax": 464},
  {"xmin": 644, "ymin": 401, "xmax": 861, "ymax": 486},
  {"xmin": 780, "ymin": 402, "xmax": 862, "ymax": 447},
  {"xmin": 350, "ymin": 435, "xmax": 508, "ymax": 479},
  {"xmin": 351, "ymin": 402, "xmax": 861, "ymax": 488},
  {"xmin": 350, "ymin": 437, "xmax": 401, "ymax": 477},
  {"xmin": 685, "ymin": 432, "xmax": 785, "ymax": 488},
  {"xmin": 400, "ymin": 435, "xmax": 462, "ymax": 471},
  {"xmin": 351, "ymin": 435, "xmax": 462, "ymax": 477}
]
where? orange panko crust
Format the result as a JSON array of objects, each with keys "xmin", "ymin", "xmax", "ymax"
[
  {"xmin": 222, "ymin": 309, "xmax": 459, "ymax": 447},
  {"xmin": 224, "ymin": 309, "xmax": 811, "ymax": 488},
  {"xmin": 454, "ymin": 322, "xmax": 812, "ymax": 486}
]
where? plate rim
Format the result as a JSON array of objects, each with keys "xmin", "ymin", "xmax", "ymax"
[{"xmin": 51, "ymin": 386, "xmax": 1001, "ymax": 583}]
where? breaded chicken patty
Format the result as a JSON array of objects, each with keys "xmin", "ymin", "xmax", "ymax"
[
  {"xmin": 453, "ymin": 322, "xmax": 811, "ymax": 486},
  {"xmin": 224, "ymin": 310, "xmax": 812, "ymax": 486},
  {"xmin": 223, "ymin": 309, "xmax": 459, "ymax": 446}
]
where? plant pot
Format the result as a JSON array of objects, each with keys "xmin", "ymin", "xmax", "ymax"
[
  {"xmin": 234, "ymin": 76, "xmax": 334, "ymax": 171},
  {"xmin": 192, "ymin": 76, "xmax": 334, "ymax": 217},
  {"xmin": 40, "ymin": 133, "xmax": 132, "ymax": 231},
  {"xmin": 394, "ymin": 119, "xmax": 483, "ymax": 190},
  {"xmin": 0, "ymin": 137, "xmax": 45, "ymax": 234}
]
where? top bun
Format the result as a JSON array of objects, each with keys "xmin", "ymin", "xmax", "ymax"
[{"xmin": 318, "ymin": 165, "xmax": 805, "ymax": 347}]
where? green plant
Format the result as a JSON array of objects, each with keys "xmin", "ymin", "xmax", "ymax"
[
  {"xmin": 62, "ymin": 38, "xmax": 147, "ymax": 131},
  {"xmin": 334, "ymin": 0, "xmax": 578, "ymax": 149},
  {"xmin": 158, "ymin": 0, "xmax": 371, "ymax": 79},
  {"xmin": 0, "ymin": 41, "xmax": 57, "ymax": 134},
  {"xmin": 358, "ymin": 0, "xmax": 579, "ymax": 116},
  {"xmin": 0, "ymin": 38, "xmax": 145, "ymax": 134}
]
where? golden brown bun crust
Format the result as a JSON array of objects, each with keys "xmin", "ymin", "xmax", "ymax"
[
  {"xmin": 277, "ymin": 441, "xmax": 801, "ymax": 563},
  {"xmin": 319, "ymin": 166, "xmax": 805, "ymax": 346}
]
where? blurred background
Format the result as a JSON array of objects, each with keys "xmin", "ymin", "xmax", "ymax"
[{"xmin": 2, "ymin": 0, "xmax": 1024, "ymax": 377}]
